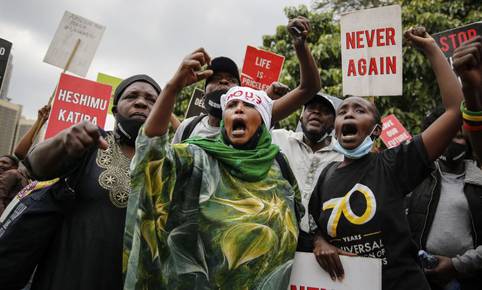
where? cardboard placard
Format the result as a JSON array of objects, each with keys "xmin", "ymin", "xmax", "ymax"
[
  {"xmin": 44, "ymin": 11, "xmax": 105, "ymax": 76},
  {"xmin": 0, "ymin": 38, "xmax": 12, "ymax": 92},
  {"xmin": 45, "ymin": 73, "xmax": 112, "ymax": 139},
  {"xmin": 433, "ymin": 22, "xmax": 482, "ymax": 58},
  {"xmin": 184, "ymin": 88, "xmax": 206, "ymax": 119},
  {"xmin": 241, "ymin": 45, "xmax": 285, "ymax": 91},
  {"xmin": 380, "ymin": 114, "xmax": 412, "ymax": 148},
  {"xmin": 289, "ymin": 252, "xmax": 382, "ymax": 290},
  {"xmin": 341, "ymin": 5, "xmax": 403, "ymax": 96}
]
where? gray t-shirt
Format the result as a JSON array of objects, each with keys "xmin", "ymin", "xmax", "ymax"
[
  {"xmin": 426, "ymin": 169, "xmax": 474, "ymax": 257},
  {"xmin": 172, "ymin": 115, "xmax": 220, "ymax": 144}
]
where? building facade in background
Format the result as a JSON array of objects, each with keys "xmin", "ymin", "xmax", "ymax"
[
  {"xmin": 14, "ymin": 116, "xmax": 35, "ymax": 148},
  {"xmin": 0, "ymin": 98, "xmax": 22, "ymax": 155}
]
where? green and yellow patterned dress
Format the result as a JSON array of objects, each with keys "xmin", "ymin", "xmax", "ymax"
[{"xmin": 123, "ymin": 129, "xmax": 303, "ymax": 290}]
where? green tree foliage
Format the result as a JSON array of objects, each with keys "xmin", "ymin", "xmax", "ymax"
[{"xmin": 262, "ymin": 0, "xmax": 481, "ymax": 134}]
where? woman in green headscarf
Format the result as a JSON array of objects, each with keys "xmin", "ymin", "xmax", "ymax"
[{"xmin": 123, "ymin": 48, "xmax": 308, "ymax": 290}]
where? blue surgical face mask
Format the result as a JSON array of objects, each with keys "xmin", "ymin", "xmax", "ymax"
[{"xmin": 333, "ymin": 125, "xmax": 379, "ymax": 159}]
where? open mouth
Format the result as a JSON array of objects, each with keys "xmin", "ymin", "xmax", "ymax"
[
  {"xmin": 341, "ymin": 123, "xmax": 358, "ymax": 137},
  {"xmin": 232, "ymin": 118, "xmax": 247, "ymax": 136}
]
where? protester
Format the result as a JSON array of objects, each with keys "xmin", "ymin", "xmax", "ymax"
[
  {"xmin": 172, "ymin": 16, "xmax": 320, "ymax": 143},
  {"xmin": 18, "ymin": 74, "xmax": 160, "ymax": 290},
  {"xmin": 407, "ymin": 108, "xmax": 482, "ymax": 290},
  {"xmin": 271, "ymin": 93, "xmax": 343, "ymax": 252},
  {"xmin": 0, "ymin": 163, "xmax": 30, "ymax": 216},
  {"xmin": 123, "ymin": 44, "xmax": 310, "ymax": 288},
  {"xmin": 308, "ymin": 27, "xmax": 463, "ymax": 290},
  {"xmin": 14, "ymin": 105, "xmax": 51, "ymax": 160},
  {"xmin": 0, "ymin": 155, "xmax": 19, "ymax": 175},
  {"xmin": 171, "ymin": 55, "xmax": 240, "ymax": 143},
  {"xmin": 453, "ymin": 36, "xmax": 482, "ymax": 162}
]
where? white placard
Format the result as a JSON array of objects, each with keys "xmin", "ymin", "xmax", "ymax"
[
  {"xmin": 289, "ymin": 252, "xmax": 381, "ymax": 290},
  {"xmin": 341, "ymin": 5, "xmax": 402, "ymax": 96},
  {"xmin": 44, "ymin": 11, "xmax": 105, "ymax": 77}
]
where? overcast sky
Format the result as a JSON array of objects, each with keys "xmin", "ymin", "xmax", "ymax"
[{"xmin": 0, "ymin": 0, "xmax": 314, "ymax": 120}]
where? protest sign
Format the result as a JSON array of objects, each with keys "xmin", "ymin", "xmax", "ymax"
[
  {"xmin": 0, "ymin": 38, "xmax": 12, "ymax": 92},
  {"xmin": 380, "ymin": 114, "xmax": 412, "ymax": 148},
  {"xmin": 340, "ymin": 5, "xmax": 403, "ymax": 96},
  {"xmin": 241, "ymin": 46, "xmax": 284, "ymax": 91},
  {"xmin": 289, "ymin": 252, "xmax": 381, "ymax": 290},
  {"xmin": 184, "ymin": 88, "xmax": 206, "ymax": 119},
  {"xmin": 44, "ymin": 11, "xmax": 105, "ymax": 76},
  {"xmin": 45, "ymin": 73, "xmax": 112, "ymax": 139},
  {"xmin": 288, "ymin": 252, "xmax": 382, "ymax": 290},
  {"xmin": 433, "ymin": 22, "xmax": 482, "ymax": 58},
  {"xmin": 96, "ymin": 72, "xmax": 123, "ymax": 130}
]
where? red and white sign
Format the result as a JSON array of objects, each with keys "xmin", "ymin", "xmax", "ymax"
[
  {"xmin": 289, "ymin": 252, "xmax": 381, "ymax": 290},
  {"xmin": 433, "ymin": 22, "xmax": 482, "ymax": 58},
  {"xmin": 380, "ymin": 114, "xmax": 412, "ymax": 148},
  {"xmin": 45, "ymin": 73, "xmax": 112, "ymax": 139},
  {"xmin": 240, "ymin": 45, "xmax": 284, "ymax": 91},
  {"xmin": 340, "ymin": 5, "xmax": 403, "ymax": 96}
]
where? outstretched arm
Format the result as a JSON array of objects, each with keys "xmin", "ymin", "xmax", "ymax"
[
  {"xmin": 271, "ymin": 16, "xmax": 321, "ymax": 123},
  {"xmin": 26, "ymin": 121, "xmax": 108, "ymax": 180},
  {"xmin": 405, "ymin": 27, "xmax": 463, "ymax": 161},
  {"xmin": 453, "ymin": 36, "xmax": 482, "ymax": 161},
  {"xmin": 144, "ymin": 48, "xmax": 212, "ymax": 137}
]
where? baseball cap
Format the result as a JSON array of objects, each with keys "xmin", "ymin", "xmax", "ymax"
[{"xmin": 205, "ymin": 57, "xmax": 240, "ymax": 87}]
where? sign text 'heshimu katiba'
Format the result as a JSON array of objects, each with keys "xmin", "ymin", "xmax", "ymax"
[
  {"xmin": 44, "ymin": 73, "xmax": 112, "ymax": 139},
  {"xmin": 433, "ymin": 22, "xmax": 482, "ymax": 58},
  {"xmin": 341, "ymin": 5, "xmax": 403, "ymax": 96},
  {"xmin": 44, "ymin": 11, "xmax": 105, "ymax": 77},
  {"xmin": 289, "ymin": 252, "xmax": 381, "ymax": 290},
  {"xmin": 241, "ymin": 45, "xmax": 285, "ymax": 91},
  {"xmin": 380, "ymin": 114, "xmax": 412, "ymax": 149}
]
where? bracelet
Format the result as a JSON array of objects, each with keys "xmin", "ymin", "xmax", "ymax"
[
  {"xmin": 462, "ymin": 111, "xmax": 482, "ymax": 122},
  {"xmin": 460, "ymin": 101, "xmax": 482, "ymax": 116},
  {"xmin": 463, "ymin": 122, "xmax": 482, "ymax": 132}
]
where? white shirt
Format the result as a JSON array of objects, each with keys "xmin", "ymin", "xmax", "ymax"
[
  {"xmin": 271, "ymin": 129, "xmax": 343, "ymax": 233},
  {"xmin": 172, "ymin": 115, "xmax": 220, "ymax": 144}
]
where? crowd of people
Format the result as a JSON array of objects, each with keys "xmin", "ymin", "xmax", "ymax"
[{"xmin": 0, "ymin": 15, "xmax": 481, "ymax": 290}]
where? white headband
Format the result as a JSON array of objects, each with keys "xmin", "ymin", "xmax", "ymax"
[{"xmin": 220, "ymin": 86, "xmax": 273, "ymax": 129}]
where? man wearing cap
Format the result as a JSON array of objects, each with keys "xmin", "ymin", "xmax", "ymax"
[
  {"xmin": 172, "ymin": 16, "xmax": 320, "ymax": 143},
  {"xmin": 171, "ymin": 56, "xmax": 240, "ymax": 143},
  {"xmin": 20, "ymin": 75, "xmax": 161, "ymax": 290},
  {"xmin": 271, "ymin": 93, "xmax": 343, "ymax": 252}
]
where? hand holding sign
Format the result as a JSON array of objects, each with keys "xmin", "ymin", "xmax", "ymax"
[
  {"xmin": 61, "ymin": 121, "xmax": 108, "ymax": 158},
  {"xmin": 313, "ymin": 234, "xmax": 356, "ymax": 282},
  {"xmin": 453, "ymin": 36, "xmax": 482, "ymax": 89},
  {"xmin": 37, "ymin": 105, "xmax": 51, "ymax": 124},
  {"xmin": 170, "ymin": 48, "xmax": 213, "ymax": 91},
  {"xmin": 404, "ymin": 27, "xmax": 437, "ymax": 52},
  {"xmin": 288, "ymin": 16, "xmax": 311, "ymax": 45}
]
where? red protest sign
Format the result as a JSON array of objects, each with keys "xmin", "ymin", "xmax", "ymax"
[
  {"xmin": 433, "ymin": 22, "xmax": 482, "ymax": 58},
  {"xmin": 380, "ymin": 114, "xmax": 412, "ymax": 149},
  {"xmin": 45, "ymin": 73, "xmax": 112, "ymax": 139},
  {"xmin": 240, "ymin": 45, "xmax": 284, "ymax": 91}
]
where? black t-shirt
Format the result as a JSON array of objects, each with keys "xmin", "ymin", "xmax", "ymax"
[
  {"xmin": 31, "ymin": 132, "xmax": 130, "ymax": 290},
  {"xmin": 309, "ymin": 136, "xmax": 432, "ymax": 290}
]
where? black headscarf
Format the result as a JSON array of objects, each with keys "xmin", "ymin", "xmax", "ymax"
[{"xmin": 112, "ymin": 74, "xmax": 161, "ymax": 114}]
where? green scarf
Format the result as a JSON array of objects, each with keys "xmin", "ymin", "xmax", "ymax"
[{"xmin": 184, "ymin": 124, "xmax": 279, "ymax": 182}]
